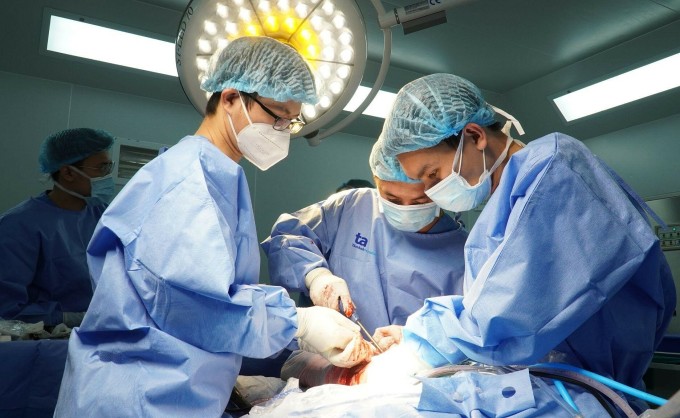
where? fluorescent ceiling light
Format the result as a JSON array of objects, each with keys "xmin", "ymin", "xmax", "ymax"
[
  {"xmin": 553, "ymin": 52, "xmax": 680, "ymax": 122},
  {"xmin": 344, "ymin": 85, "xmax": 397, "ymax": 119},
  {"xmin": 47, "ymin": 15, "xmax": 177, "ymax": 77}
]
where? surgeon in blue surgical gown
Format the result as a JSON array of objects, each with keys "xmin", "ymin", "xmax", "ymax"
[
  {"xmin": 262, "ymin": 141, "xmax": 468, "ymax": 334},
  {"xmin": 375, "ymin": 73, "xmax": 676, "ymax": 414},
  {"xmin": 54, "ymin": 37, "xmax": 371, "ymax": 418},
  {"xmin": 0, "ymin": 128, "xmax": 115, "ymax": 328}
]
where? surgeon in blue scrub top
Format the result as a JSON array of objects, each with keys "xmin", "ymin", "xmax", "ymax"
[
  {"xmin": 54, "ymin": 37, "xmax": 371, "ymax": 418},
  {"xmin": 375, "ymin": 73, "xmax": 676, "ymax": 413},
  {"xmin": 0, "ymin": 128, "xmax": 115, "ymax": 328},
  {"xmin": 263, "ymin": 141, "xmax": 468, "ymax": 335}
]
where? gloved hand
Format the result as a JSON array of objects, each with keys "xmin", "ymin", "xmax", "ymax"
[
  {"xmin": 63, "ymin": 311, "xmax": 86, "ymax": 328},
  {"xmin": 372, "ymin": 325, "xmax": 403, "ymax": 352},
  {"xmin": 296, "ymin": 306, "xmax": 373, "ymax": 368},
  {"xmin": 305, "ymin": 267, "xmax": 353, "ymax": 313}
]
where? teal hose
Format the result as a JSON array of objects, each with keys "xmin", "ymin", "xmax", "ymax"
[
  {"xmin": 553, "ymin": 379, "xmax": 581, "ymax": 413},
  {"xmin": 531, "ymin": 363, "xmax": 667, "ymax": 406}
]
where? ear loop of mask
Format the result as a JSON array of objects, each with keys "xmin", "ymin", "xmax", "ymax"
[
  {"xmin": 454, "ymin": 126, "xmax": 512, "ymax": 186},
  {"xmin": 487, "ymin": 135, "xmax": 514, "ymax": 176},
  {"xmin": 226, "ymin": 92, "xmax": 251, "ymax": 141},
  {"xmin": 238, "ymin": 92, "xmax": 254, "ymax": 125},
  {"xmin": 452, "ymin": 130, "xmax": 487, "ymax": 180}
]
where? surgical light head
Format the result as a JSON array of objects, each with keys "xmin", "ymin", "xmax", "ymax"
[
  {"xmin": 379, "ymin": 73, "xmax": 496, "ymax": 158},
  {"xmin": 369, "ymin": 140, "xmax": 418, "ymax": 183},
  {"xmin": 39, "ymin": 128, "xmax": 115, "ymax": 174},
  {"xmin": 201, "ymin": 36, "xmax": 318, "ymax": 105}
]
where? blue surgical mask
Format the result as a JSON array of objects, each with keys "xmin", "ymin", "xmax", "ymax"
[
  {"xmin": 378, "ymin": 196, "xmax": 439, "ymax": 232},
  {"xmin": 54, "ymin": 166, "xmax": 116, "ymax": 206},
  {"xmin": 425, "ymin": 135, "xmax": 513, "ymax": 212}
]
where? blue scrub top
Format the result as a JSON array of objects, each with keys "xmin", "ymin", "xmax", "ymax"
[
  {"xmin": 54, "ymin": 136, "xmax": 298, "ymax": 418},
  {"xmin": 404, "ymin": 133, "xmax": 676, "ymax": 400},
  {"xmin": 0, "ymin": 192, "xmax": 105, "ymax": 325},
  {"xmin": 262, "ymin": 188, "xmax": 468, "ymax": 333}
]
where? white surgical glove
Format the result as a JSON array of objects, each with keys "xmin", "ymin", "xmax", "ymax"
[
  {"xmin": 295, "ymin": 306, "xmax": 372, "ymax": 368},
  {"xmin": 372, "ymin": 325, "xmax": 403, "ymax": 352},
  {"xmin": 305, "ymin": 268, "xmax": 352, "ymax": 312}
]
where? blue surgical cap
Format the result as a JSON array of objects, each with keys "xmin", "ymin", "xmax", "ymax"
[
  {"xmin": 369, "ymin": 140, "xmax": 418, "ymax": 183},
  {"xmin": 380, "ymin": 73, "xmax": 496, "ymax": 158},
  {"xmin": 39, "ymin": 128, "xmax": 115, "ymax": 174},
  {"xmin": 201, "ymin": 36, "xmax": 318, "ymax": 104}
]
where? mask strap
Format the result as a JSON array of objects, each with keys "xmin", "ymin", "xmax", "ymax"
[
  {"xmin": 481, "ymin": 148, "xmax": 487, "ymax": 173},
  {"xmin": 237, "ymin": 92, "xmax": 254, "ymax": 125},
  {"xmin": 226, "ymin": 111, "xmax": 239, "ymax": 140},
  {"xmin": 68, "ymin": 165, "xmax": 92, "ymax": 180},
  {"xmin": 489, "ymin": 104, "xmax": 525, "ymax": 136},
  {"xmin": 501, "ymin": 121, "xmax": 513, "ymax": 136},
  {"xmin": 53, "ymin": 180, "xmax": 87, "ymax": 200},
  {"xmin": 487, "ymin": 135, "xmax": 513, "ymax": 175},
  {"xmin": 453, "ymin": 133, "xmax": 465, "ymax": 175},
  {"xmin": 226, "ymin": 94, "xmax": 246, "ymax": 140}
]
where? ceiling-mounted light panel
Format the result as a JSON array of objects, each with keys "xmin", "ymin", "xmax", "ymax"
[
  {"xmin": 46, "ymin": 14, "xmax": 177, "ymax": 77},
  {"xmin": 553, "ymin": 52, "xmax": 680, "ymax": 122}
]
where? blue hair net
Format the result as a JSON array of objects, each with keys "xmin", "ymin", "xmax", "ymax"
[
  {"xmin": 39, "ymin": 128, "xmax": 115, "ymax": 174},
  {"xmin": 380, "ymin": 73, "xmax": 496, "ymax": 158},
  {"xmin": 201, "ymin": 36, "xmax": 318, "ymax": 104},
  {"xmin": 369, "ymin": 140, "xmax": 418, "ymax": 183}
]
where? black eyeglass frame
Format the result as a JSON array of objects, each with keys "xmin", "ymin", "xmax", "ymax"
[{"xmin": 241, "ymin": 92, "xmax": 306, "ymax": 134}]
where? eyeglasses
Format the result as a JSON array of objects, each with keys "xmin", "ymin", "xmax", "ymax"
[
  {"xmin": 241, "ymin": 92, "xmax": 306, "ymax": 134},
  {"xmin": 78, "ymin": 161, "xmax": 115, "ymax": 176}
]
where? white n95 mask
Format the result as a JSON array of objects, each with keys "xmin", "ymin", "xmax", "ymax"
[
  {"xmin": 378, "ymin": 196, "xmax": 439, "ymax": 232},
  {"xmin": 425, "ymin": 134, "xmax": 513, "ymax": 212},
  {"xmin": 228, "ymin": 94, "xmax": 290, "ymax": 171}
]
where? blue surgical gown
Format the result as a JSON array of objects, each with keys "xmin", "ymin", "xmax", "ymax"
[
  {"xmin": 262, "ymin": 187, "xmax": 468, "ymax": 333},
  {"xmin": 404, "ymin": 133, "xmax": 676, "ymax": 406},
  {"xmin": 0, "ymin": 193, "xmax": 105, "ymax": 325},
  {"xmin": 54, "ymin": 136, "xmax": 298, "ymax": 418}
]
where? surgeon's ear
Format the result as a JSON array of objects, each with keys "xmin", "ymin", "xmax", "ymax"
[
  {"xmin": 220, "ymin": 89, "xmax": 241, "ymax": 114},
  {"xmin": 59, "ymin": 166, "xmax": 77, "ymax": 182},
  {"xmin": 465, "ymin": 124, "xmax": 487, "ymax": 151}
]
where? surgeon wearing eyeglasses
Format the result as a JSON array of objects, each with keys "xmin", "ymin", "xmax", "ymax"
[
  {"xmin": 0, "ymin": 128, "xmax": 115, "ymax": 328},
  {"xmin": 54, "ymin": 37, "xmax": 371, "ymax": 418},
  {"xmin": 373, "ymin": 73, "xmax": 676, "ymax": 414}
]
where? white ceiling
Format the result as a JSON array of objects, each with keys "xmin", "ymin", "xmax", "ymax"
[{"xmin": 1, "ymin": 0, "xmax": 679, "ymax": 140}]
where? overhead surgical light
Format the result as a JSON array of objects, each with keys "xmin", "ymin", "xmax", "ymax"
[
  {"xmin": 176, "ymin": 0, "xmax": 378, "ymax": 140},
  {"xmin": 176, "ymin": 0, "xmax": 473, "ymax": 145}
]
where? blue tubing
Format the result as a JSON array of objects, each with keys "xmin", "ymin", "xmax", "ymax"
[
  {"xmin": 553, "ymin": 379, "xmax": 581, "ymax": 413},
  {"xmin": 531, "ymin": 363, "xmax": 667, "ymax": 406}
]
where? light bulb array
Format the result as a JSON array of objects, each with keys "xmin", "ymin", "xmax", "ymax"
[{"xmin": 180, "ymin": 0, "xmax": 365, "ymax": 131}]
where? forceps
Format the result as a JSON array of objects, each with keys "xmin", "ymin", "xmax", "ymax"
[{"xmin": 338, "ymin": 297, "xmax": 384, "ymax": 353}]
